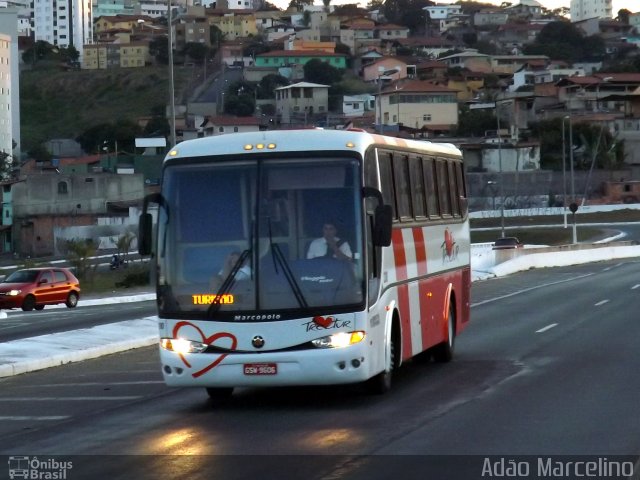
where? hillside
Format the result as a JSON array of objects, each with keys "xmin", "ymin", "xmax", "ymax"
[{"xmin": 19, "ymin": 66, "xmax": 195, "ymax": 153}]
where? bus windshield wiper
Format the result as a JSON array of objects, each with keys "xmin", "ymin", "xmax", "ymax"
[
  {"xmin": 267, "ymin": 218, "xmax": 308, "ymax": 309},
  {"xmin": 207, "ymin": 248, "xmax": 251, "ymax": 317}
]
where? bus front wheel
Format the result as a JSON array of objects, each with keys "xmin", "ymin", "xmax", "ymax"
[{"xmin": 366, "ymin": 323, "xmax": 398, "ymax": 394}]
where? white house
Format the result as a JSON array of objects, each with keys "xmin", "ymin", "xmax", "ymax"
[
  {"xmin": 276, "ymin": 82, "xmax": 329, "ymax": 124},
  {"xmin": 342, "ymin": 94, "xmax": 375, "ymax": 117}
]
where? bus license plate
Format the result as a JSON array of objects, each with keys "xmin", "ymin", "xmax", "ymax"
[{"xmin": 244, "ymin": 363, "xmax": 277, "ymax": 375}]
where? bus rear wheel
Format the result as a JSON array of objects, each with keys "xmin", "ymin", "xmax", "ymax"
[{"xmin": 433, "ymin": 301, "xmax": 455, "ymax": 363}]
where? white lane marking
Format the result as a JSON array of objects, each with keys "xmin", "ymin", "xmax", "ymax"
[
  {"xmin": 0, "ymin": 396, "xmax": 142, "ymax": 401},
  {"xmin": 536, "ymin": 323, "xmax": 558, "ymax": 333},
  {"xmin": 35, "ymin": 381, "xmax": 164, "ymax": 387},
  {"xmin": 471, "ymin": 273, "xmax": 594, "ymax": 308},
  {"xmin": 0, "ymin": 416, "xmax": 70, "ymax": 421},
  {"xmin": 632, "ymin": 284, "xmax": 640, "ymax": 290},
  {"xmin": 595, "ymin": 300, "xmax": 609, "ymax": 306}
]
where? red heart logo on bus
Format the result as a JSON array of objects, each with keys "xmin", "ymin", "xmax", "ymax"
[
  {"xmin": 313, "ymin": 316, "xmax": 334, "ymax": 328},
  {"xmin": 172, "ymin": 321, "xmax": 238, "ymax": 378}
]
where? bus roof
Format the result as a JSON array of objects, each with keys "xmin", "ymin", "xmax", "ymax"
[{"xmin": 165, "ymin": 130, "xmax": 463, "ymax": 161}]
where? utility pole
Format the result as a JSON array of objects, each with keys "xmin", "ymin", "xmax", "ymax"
[{"xmin": 168, "ymin": 0, "xmax": 177, "ymax": 147}]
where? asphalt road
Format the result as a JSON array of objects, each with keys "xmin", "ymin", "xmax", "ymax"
[{"xmin": 1, "ymin": 259, "xmax": 639, "ymax": 479}]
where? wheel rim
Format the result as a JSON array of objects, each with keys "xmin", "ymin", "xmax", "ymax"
[{"xmin": 68, "ymin": 293, "xmax": 78, "ymax": 306}]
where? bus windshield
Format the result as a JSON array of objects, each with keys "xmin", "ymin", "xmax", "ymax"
[{"xmin": 156, "ymin": 156, "xmax": 365, "ymax": 320}]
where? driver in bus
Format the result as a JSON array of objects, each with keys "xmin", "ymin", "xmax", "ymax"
[
  {"xmin": 306, "ymin": 221, "xmax": 353, "ymax": 262},
  {"xmin": 210, "ymin": 251, "xmax": 251, "ymax": 291}
]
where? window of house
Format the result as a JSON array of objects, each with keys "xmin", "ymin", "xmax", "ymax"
[
  {"xmin": 423, "ymin": 114, "xmax": 431, "ymax": 121},
  {"xmin": 58, "ymin": 181, "xmax": 68, "ymax": 194},
  {"xmin": 219, "ymin": 126, "xmax": 224, "ymax": 132},
  {"xmin": 304, "ymin": 88, "xmax": 312, "ymax": 98},
  {"xmin": 234, "ymin": 127, "xmax": 239, "ymax": 132}
]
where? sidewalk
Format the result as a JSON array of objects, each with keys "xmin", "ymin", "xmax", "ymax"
[{"xmin": 0, "ymin": 289, "xmax": 157, "ymax": 378}]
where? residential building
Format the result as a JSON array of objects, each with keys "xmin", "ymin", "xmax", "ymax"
[
  {"xmin": 570, "ymin": 0, "xmax": 613, "ymax": 22},
  {"xmin": 208, "ymin": 10, "xmax": 258, "ymax": 39},
  {"xmin": 424, "ymin": 4, "xmax": 462, "ymax": 21},
  {"xmin": 174, "ymin": 16, "xmax": 211, "ymax": 50},
  {"xmin": 32, "ymin": 0, "xmax": 93, "ymax": 62},
  {"xmin": 200, "ymin": 115, "xmax": 261, "ymax": 136},
  {"xmin": 94, "ymin": 14, "xmax": 153, "ymax": 34},
  {"xmin": 362, "ymin": 57, "xmax": 407, "ymax": 83},
  {"xmin": 438, "ymin": 50, "xmax": 492, "ymax": 73},
  {"xmin": 0, "ymin": 179, "xmax": 16, "ymax": 253},
  {"xmin": 82, "ymin": 41, "xmax": 150, "ymax": 69},
  {"xmin": 93, "ymin": 0, "xmax": 134, "ymax": 19},
  {"xmin": 473, "ymin": 10, "xmax": 509, "ymax": 27},
  {"xmin": 132, "ymin": 0, "xmax": 168, "ymax": 18},
  {"xmin": 490, "ymin": 55, "xmax": 549, "ymax": 75},
  {"xmin": 0, "ymin": 10, "xmax": 20, "ymax": 158},
  {"xmin": 375, "ymin": 24, "xmax": 410, "ymax": 41},
  {"xmin": 0, "ymin": 33, "xmax": 12, "ymax": 162},
  {"xmin": 11, "ymin": 172, "xmax": 144, "ymax": 256},
  {"xmin": 504, "ymin": 0, "xmax": 544, "ymax": 18},
  {"xmin": 342, "ymin": 94, "xmax": 375, "ymax": 117},
  {"xmin": 376, "ymin": 80, "xmax": 458, "ymax": 133},
  {"xmin": 275, "ymin": 82, "xmax": 329, "ymax": 124},
  {"xmin": 255, "ymin": 50, "xmax": 347, "ymax": 69},
  {"xmin": 287, "ymin": 38, "xmax": 336, "ymax": 53}
]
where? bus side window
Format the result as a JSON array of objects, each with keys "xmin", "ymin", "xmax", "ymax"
[
  {"xmin": 393, "ymin": 154, "xmax": 412, "ymax": 221},
  {"xmin": 436, "ymin": 159, "xmax": 452, "ymax": 217},
  {"xmin": 448, "ymin": 161, "xmax": 461, "ymax": 218},
  {"xmin": 378, "ymin": 151, "xmax": 397, "ymax": 221},
  {"xmin": 409, "ymin": 155, "xmax": 426, "ymax": 219},
  {"xmin": 423, "ymin": 157, "xmax": 440, "ymax": 219}
]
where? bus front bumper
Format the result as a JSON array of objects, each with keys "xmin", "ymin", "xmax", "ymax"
[{"xmin": 159, "ymin": 343, "xmax": 374, "ymax": 388}]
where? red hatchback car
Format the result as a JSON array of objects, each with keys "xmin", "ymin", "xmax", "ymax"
[{"xmin": 0, "ymin": 268, "xmax": 81, "ymax": 311}]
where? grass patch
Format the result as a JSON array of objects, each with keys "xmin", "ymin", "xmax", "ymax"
[{"xmin": 79, "ymin": 263, "xmax": 151, "ymax": 295}]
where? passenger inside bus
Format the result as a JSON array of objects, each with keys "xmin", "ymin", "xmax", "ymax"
[
  {"xmin": 306, "ymin": 221, "xmax": 353, "ymax": 262},
  {"xmin": 210, "ymin": 251, "xmax": 251, "ymax": 291}
]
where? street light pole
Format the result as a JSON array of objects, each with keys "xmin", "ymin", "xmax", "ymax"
[
  {"xmin": 569, "ymin": 115, "xmax": 577, "ymax": 243},
  {"xmin": 562, "ymin": 116, "xmax": 568, "ymax": 228},
  {"xmin": 496, "ymin": 105, "xmax": 505, "ymax": 238},
  {"xmin": 167, "ymin": 0, "xmax": 177, "ymax": 147}
]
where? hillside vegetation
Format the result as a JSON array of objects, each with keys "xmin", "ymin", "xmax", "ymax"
[{"xmin": 19, "ymin": 66, "xmax": 194, "ymax": 153}]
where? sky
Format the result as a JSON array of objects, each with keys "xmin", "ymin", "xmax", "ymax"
[{"xmin": 271, "ymin": 0, "xmax": 638, "ymax": 14}]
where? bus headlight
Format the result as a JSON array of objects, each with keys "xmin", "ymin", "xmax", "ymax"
[
  {"xmin": 311, "ymin": 331, "xmax": 365, "ymax": 349},
  {"xmin": 160, "ymin": 338, "xmax": 207, "ymax": 354}
]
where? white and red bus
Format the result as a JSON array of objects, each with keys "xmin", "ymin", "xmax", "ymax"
[{"xmin": 139, "ymin": 129, "xmax": 470, "ymax": 397}]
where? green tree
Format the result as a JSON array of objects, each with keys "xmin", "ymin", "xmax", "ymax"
[
  {"xmin": 259, "ymin": 1, "xmax": 281, "ymax": 10},
  {"xmin": 288, "ymin": 0, "xmax": 313, "ymax": 11},
  {"xmin": 224, "ymin": 80, "xmax": 256, "ymax": 116},
  {"xmin": 383, "ymin": 0, "xmax": 429, "ymax": 33},
  {"xmin": 183, "ymin": 42, "xmax": 209, "ymax": 63},
  {"xmin": 523, "ymin": 21, "xmax": 605, "ymax": 62},
  {"xmin": 116, "ymin": 231, "xmax": 136, "ymax": 264},
  {"xmin": 209, "ymin": 25, "xmax": 225, "ymax": 50},
  {"xmin": 617, "ymin": 8, "xmax": 631, "ymax": 24},
  {"xmin": 149, "ymin": 37, "xmax": 169, "ymax": 65},
  {"xmin": 257, "ymin": 74, "xmax": 289, "ymax": 99},
  {"xmin": 303, "ymin": 58, "xmax": 343, "ymax": 85},
  {"xmin": 143, "ymin": 116, "xmax": 170, "ymax": 138},
  {"xmin": 65, "ymin": 239, "xmax": 97, "ymax": 282},
  {"xmin": 28, "ymin": 143, "xmax": 53, "ymax": 162},
  {"xmin": 455, "ymin": 106, "xmax": 497, "ymax": 137}
]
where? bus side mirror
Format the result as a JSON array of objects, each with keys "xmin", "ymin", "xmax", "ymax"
[
  {"xmin": 373, "ymin": 205, "xmax": 392, "ymax": 247},
  {"xmin": 138, "ymin": 212, "xmax": 153, "ymax": 256}
]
